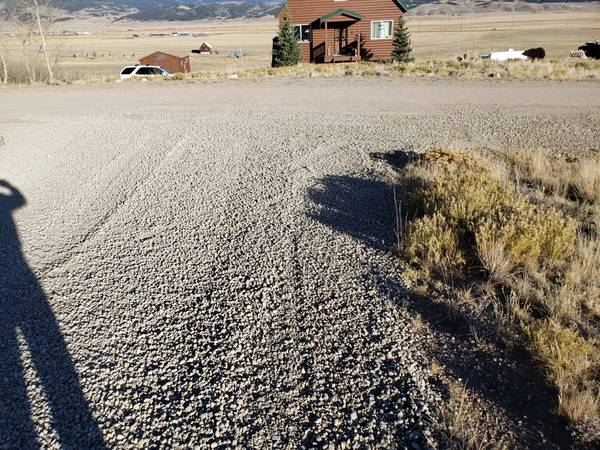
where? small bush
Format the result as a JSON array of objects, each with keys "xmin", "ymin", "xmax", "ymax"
[
  {"xmin": 528, "ymin": 320, "xmax": 598, "ymax": 421},
  {"xmin": 401, "ymin": 148, "xmax": 576, "ymax": 273},
  {"xmin": 475, "ymin": 231, "xmax": 512, "ymax": 282},
  {"xmin": 404, "ymin": 212, "xmax": 465, "ymax": 279},
  {"xmin": 397, "ymin": 147, "xmax": 599, "ymax": 429},
  {"xmin": 440, "ymin": 379, "xmax": 507, "ymax": 449}
]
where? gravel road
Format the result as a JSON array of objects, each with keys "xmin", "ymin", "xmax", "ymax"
[{"xmin": 1, "ymin": 78, "xmax": 599, "ymax": 448}]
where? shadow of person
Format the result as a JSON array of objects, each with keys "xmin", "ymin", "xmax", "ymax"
[{"xmin": 0, "ymin": 180, "xmax": 106, "ymax": 449}]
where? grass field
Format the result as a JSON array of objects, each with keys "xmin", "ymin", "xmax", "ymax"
[{"xmin": 0, "ymin": 6, "xmax": 599, "ymax": 82}]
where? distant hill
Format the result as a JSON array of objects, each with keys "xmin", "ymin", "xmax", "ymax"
[
  {"xmin": 406, "ymin": 0, "xmax": 599, "ymax": 16},
  {"xmin": 117, "ymin": 2, "xmax": 282, "ymax": 21},
  {"xmin": 1, "ymin": 0, "xmax": 597, "ymax": 22},
  {"xmin": 0, "ymin": 0, "xmax": 282, "ymax": 21}
]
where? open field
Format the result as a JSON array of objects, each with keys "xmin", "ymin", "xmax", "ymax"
[
  {"xmin": 1, "ymin": 5, "xmax": 599, "ymax": 80},
  {"xmin": 0, "ymin": 78, "xmax": 599, "ymax": 448},
  {"xmin": 408, "ymin": 9, "xmax": 600, "ymax": 59}
]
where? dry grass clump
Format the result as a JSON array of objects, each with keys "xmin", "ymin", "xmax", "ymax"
[
  {"xmin": 528, "ymin": 320, "xmax": 597, "ymax": 422},
  {"xmin": 503, "ymin": 150, "xmax": 600, "ymax": 206},
  {"xmin": 2, "ymin": 59, "xmax": 53, "ymax": 85},
  {"xmin": 441, "ymin": 379, "xmax": 508, "ymax": 450},
  {"xmin": 397, "ymin": 147, "xmax": 600, "ymax": 427}
]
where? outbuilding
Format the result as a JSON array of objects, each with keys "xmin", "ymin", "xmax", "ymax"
[
  {"xmin": 138, "ymin": 51, "xmax": 191, "ymax": 73},
  {"xmin": 192, "ymin": 42, "xmax": 215, "ymax": 55}
]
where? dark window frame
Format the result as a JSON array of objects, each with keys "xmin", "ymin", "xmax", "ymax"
[{"xmin": 293, "ymin": 24, "xmax": 311, "ymax": 43}]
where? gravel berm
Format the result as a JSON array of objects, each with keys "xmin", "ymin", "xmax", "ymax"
[{"xmin": 1, "ymin": 78, "xmax": 599, "ymax": 448}]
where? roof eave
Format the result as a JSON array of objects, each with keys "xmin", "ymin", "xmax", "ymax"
[
  {"xmin": 393, "ymin": 0, "xmax": 409, "ymax": 13},
  {"xmin": 319, "ymin": 9, "xmax": 365, "ymax": 23}
]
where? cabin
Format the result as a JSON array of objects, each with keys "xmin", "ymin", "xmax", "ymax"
[
  {"xmin": 280, "ymin": 0, "xmax": 408, "ymax": 63},
  {"xmin": 138, "ymin": 51, "xmax": 191, "ymax": 74}
]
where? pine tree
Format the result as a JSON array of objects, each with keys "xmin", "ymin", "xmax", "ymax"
[
  {"xmin": 391, "ymin": 16, "xmax": 413, "ymax": 63},
  {"xmin": 273, "ymin": 5, "xmax": 302, "ymax": 67}
]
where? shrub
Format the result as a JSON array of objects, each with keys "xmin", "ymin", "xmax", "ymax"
[
  {"xmin": 401, "ymin": 148, "xmax": 576, "ymax": 273},
  {"xmin": 528, "ymin": 320, "xmax": 598, "ymax": 421},
  {"xmin": 396, "ymin": 147, "xmax": 599, "ymax": 428},
  {"xmin": 403, "ymin": 212, "xmax": 465, "ymax": 279}
]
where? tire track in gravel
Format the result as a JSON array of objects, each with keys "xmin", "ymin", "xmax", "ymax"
[{"xmin": 38, "ymin": 134, "xmax": 190, "ymax": 278}]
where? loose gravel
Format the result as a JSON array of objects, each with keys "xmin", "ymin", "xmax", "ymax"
[{"xmin": 0, "ymin": 79, "xmax": 599, "ymax": 448}]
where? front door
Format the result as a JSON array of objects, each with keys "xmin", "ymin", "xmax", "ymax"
[{"xmin": 334, "ymin": 27, "xmax": 348, "ymax": 55}]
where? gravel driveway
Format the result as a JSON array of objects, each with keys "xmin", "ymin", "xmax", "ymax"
[{"xmin": 1, "ymin": 79, "xmax": 599, "ymax": 448}]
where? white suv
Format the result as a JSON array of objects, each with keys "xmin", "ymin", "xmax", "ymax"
[{"xmin": 119, "ymin": 65, "xmax": 173, "ymax": 79}]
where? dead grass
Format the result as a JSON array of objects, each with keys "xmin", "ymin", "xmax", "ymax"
[
  {"xmin": 397, "ymin": 147, "xmax": 600, "ymax": 429},
  {"xmin": 183, "ymin": 59, "xmax": 600, "ymax": 82},
  {"xmin": 475, "ymin": 233, "xmax": 513, "ymax": 283},
  {"xmin": 2, "ymin": 58, "xmax": 598, "ymax": 86},
  {"xmin": 503, "ymin": 150, "xmax": 600, "ymax": 205},
  {"xmin": 441, "ymin": 379, "xmax": 508, "ymax": 450}
]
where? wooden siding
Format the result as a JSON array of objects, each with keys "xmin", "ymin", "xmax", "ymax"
[
  {"xmin": 139, "ymin": 52, "xmax": 191, "ymax": 73},
  {"xmin": 283, "ymin": 0, "xmax": 405, "ymax": 62},
  {"xmin": 300, "ymin": 42, "xmax": 311, "ymax": 62}
]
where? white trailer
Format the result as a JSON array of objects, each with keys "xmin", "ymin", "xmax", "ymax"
[{"xmin": 480, "ymin": 48, "xmax": 527, "ymax": 61}]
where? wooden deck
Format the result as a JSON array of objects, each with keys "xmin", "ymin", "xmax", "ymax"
[{"xmin": 324, "ymin": 55, "xmax": 361, "ymax": 63}]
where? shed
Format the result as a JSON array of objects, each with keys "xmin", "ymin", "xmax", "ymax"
[
  {"xmin": 192, "ymin": 42, "xmax": 215, "ymax": 55},
  {"xmin": 138, "ymin": 51, "xmax": 191, "ymax": 73}
]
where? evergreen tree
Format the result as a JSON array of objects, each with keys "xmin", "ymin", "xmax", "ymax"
[
  {"xmin": 273, "ymin": 5, "xmax": 302, "ymax": 67},
  {"xmin": 391, "ymin": 16, "xmax": 413, "ymax": 62}
]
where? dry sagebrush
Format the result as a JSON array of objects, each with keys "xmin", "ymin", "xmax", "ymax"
[{"xmin": 397, "ymin": 148, "xmax": 600, "ymax": 428}]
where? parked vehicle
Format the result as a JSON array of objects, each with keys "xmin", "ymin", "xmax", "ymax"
[
  {"xmin": 119, "ymin": 65, "xmax": 173, "ymax": 79},
  {"xmin": 480, "ymin": 48, "xmax": 527, "ymax": 61}
]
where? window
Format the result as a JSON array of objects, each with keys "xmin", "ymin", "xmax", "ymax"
[
  {"xmin": 120, "ymin": 67, "xmax": 135, "ymax": 75},
  {"xmin": 134, "ymin": 67, "xmax": 151, "ymax": 75},
  {"xmin": 371, "ymin": 20, "xmax": 393, "ymax": 40},
  {"xmin": 136, "ymin": 67, "xmax": 163, "ymax": 75},
  {"xmin": 293, "ymin": 24, "xmax": 311, "ymax": 43}
]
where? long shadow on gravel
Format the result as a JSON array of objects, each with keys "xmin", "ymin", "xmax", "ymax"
[
  {"xmin": 0, "ymin": 180, "xmax": 106, "ymax": 449},
  {"xmin": 306, "ymin": 175, "xmax": 396, "ymax": 252},
  {"xmin": 306, "ymin": 155, "xmax": 575, "ymax": 449}
]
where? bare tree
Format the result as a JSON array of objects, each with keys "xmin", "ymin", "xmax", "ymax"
[
  {"xmin": 11, "ymin": 4, "xmax": 37, "ymax": 83},
  {"xmin": 0, "ymin": 7, "xmax": 9, "ymax": 85},
  {"xmin": 0, "ymin": 29, "xmax": 8, "ymax": 85},
  {"xmin": 31, "ymin": 0, "xmax": 52, "ymax": 82},
  {"xmin": 0, "ymin": 48, "xmax": 7, "ymax": 85},
  {"xmin": 9, "ymin": 0, "xmax": 55, "ymax": 83}
]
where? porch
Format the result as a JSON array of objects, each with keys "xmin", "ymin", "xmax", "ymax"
[{"xmin": 310, "ymin": 9, "xmax": 364, "ymax": 64}]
